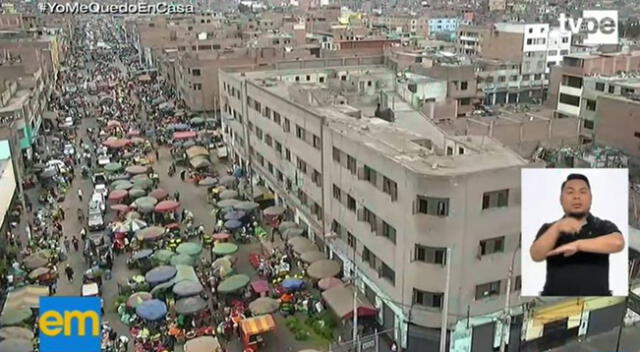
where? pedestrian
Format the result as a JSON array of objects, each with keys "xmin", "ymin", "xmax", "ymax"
[
  {"xmin": 59, "ymin": 207, "xmax": 65, "ymax": 220},
  {"xmin": 77, "ymin": 188, "xmax": 83, "ymax": 201},
  {"xmin": 72, "ymin": 236, "xmax": 79, "ymax": 251},
  {"xmin": 65, "ymin": 264, "xmax": 74, "ymax": 282},
  {"xmin": 175, "ymin": 191, "xmax": 180, "ymax": 202},
  {"xmin": 80, "ymin": 227, "xmax": 87, "ymax": 242},
  {"xmin": 180, "ymin": 169, "xmax": 186, "ymax": 181},
  {"xmin": 155, "ymin": 149, "xmax": 159, "ymax": 161},
  {"xmin": 63, "ymin": 237, "xmax": 70, "ymax": 253}
]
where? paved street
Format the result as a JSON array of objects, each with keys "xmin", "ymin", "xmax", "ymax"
[{"xmin": 549, "ymin": 325, "xmax": 640, "ymax": 352}]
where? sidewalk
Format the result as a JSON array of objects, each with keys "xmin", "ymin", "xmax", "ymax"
[{"xmin": 550, "ymin": 325, "xmax": 640, "ymax": 352}]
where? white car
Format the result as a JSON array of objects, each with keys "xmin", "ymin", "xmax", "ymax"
[
  {"xmin": 97, "ymin": 154, "xmax": 110, "ymax": 166},
  {"xmin": 63, "ymin": 144, "xmax": 76, "ymax": 156},
  {"xmin": 63, "ymin": 117, "xmax": 74, "ymax": 128}
]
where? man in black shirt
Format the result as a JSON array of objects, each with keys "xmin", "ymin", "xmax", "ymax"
[{"xmin": 529, "ymin": 173, "xmax": 625, "ymax": 296}]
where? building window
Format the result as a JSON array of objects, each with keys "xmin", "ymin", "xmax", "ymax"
[
  {"xmin": 347, "ymin": 195, "xmax": 356, "ymax": 212},
  {"xmin": 264, "ymin": 134, "xmax": 272, "ymax": 147},
  {"xmin": 380, "ymin": 262, "xmax": 395, "ymax": 285},
  {"xmin": 414, "ymin": 245, "xmax": 446, "ymax": 264},
  {"xmin": 333, "ymin": 185, "xmax": 342, "ymax": 200},
  {"xmin": 479, "ymin": 236, "xmax": 505, "ymax": 256},
  {"xmin": 296, "ymin": 125, "xmax": 306, "ymax": 140},
  {"xmin": 608, "ymin": 85, "xmax": 615, "ymax": 94},
  {"xmin": 347, "ymin": 232, "xmax": 356, "ymax": 249},
  {"xmin": 482, "ymin": 189, "xmax": 509, "ymax": 209},
  {"xmin": 297, "ymin": 157, "xmax": 307, "ymax": 174},
  {"xmin": 267, "ymin": 162, "xmax": 274, "ymax": 174},
  {"xmin": 347, "ymin": 155, "xmax": 356, "ymax": 174},
  {"xmin": 273, "ymin": 112, "xmax": 281, "ymax": 124},
  {"xmin": 475, "ymin": 281, "xmax": 501, "ymax": 299},
  {"xmin": 595, "ymin": 82, "xmax": 605, "ymax": 91},
  {"xmin": 306, "ymin": 75, "xmax": 311, "ymax": 81},
  {"xmin": 312, "ymin": 169, "xmax": 322, "ymax": 186},
  {"xmin": 382, "ymin": 222, "xmax": 396, "ymax": 244},
  {"xmin": 264, "ymin": 107, "xmax": 271, "ymax": 119},
  {"xmin": 460, "ymin": 81, "xmax": 468, "ymax": 90},
  {"xmin": 192, "ymin": 69, "xmax": 201, "ymax": 76},
  {"xmin": 363, "ymin": 165, "xmax": 377, "ymax": 184},
  {"xmin": 285, "ymin": 148, "xmax": 291, "ymax": 161},
  {"xmin": 255, "ymin": 127, "xmax": 263, "ymax": 140},
  {"xmin": 383, "ymin": 177, "xmax": 398, "ymax": 201},
  {"xmin": 275, "ymin": 141, "xmax": 282, "ymax": 154},
  {"xmin": 559, "ymin": 93, "xmax": 580, "ymax": 107},
  {"xmin": 413, "ymin": 289, "xmax": 443, "ymax": 308},
  {"xmin": 332, "ymin": 147, "xmax": 341, "ymax": 163},
  {"xmin": 585, "ymin": 99, "xmax": 596, "ymax": 111},
  {"xmin": 514, "ymin": 275, "xmax": 522, "ymax": 291},
  {"xmin": 417, "ymin": 197, "xmax": 449, "ymax": 216},
  {"xmin": 283, "ymin": 118, "xmax": 291, "ymax": 132},
  {"xmin": 193, "ymin": 83, "xmax": 202, "ymax": 90},
  {"xmin": 583, "ymin": 119, "xmax": 594, "ymax": 129},
  {"xmin": 313, "ymin": 135, "xmax": 321, "ymax": 149},
  {"xmin": 254, "ymin": 101, "xmax": 262, "ymax": 112}
]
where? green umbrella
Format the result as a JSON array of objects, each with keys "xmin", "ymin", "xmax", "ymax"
[
  {"xmin": 129, "ymin": 188, "xmax": 147, "ymax": 199},
  {"xmin": 133, "ymin": 196, "xmax": 157, "ymax": 213},
  {"xmin": 111, "ymin": 179, "xmax": 131, "ymax": 188},
  {"xmin": 212, "ymin": 242, "xmax": 238, "ymax": 256},
  {"xmin": 131, "ymin": 174, "xmax": 149, "ymax": 182},
  {"xmin": 170, "ymin": 254, "xmax": 195, "ymax": 266},
  {"xmin": 115, "ymin": 181, "xmax": 134, "ymax": 191},
  {"xmin": 0, "ymin": 308, "xmax": 32, "ymax": 326},
  {"xmin": 176, "ymin": 242, "xmax": 203, "ymax": 256},
  {"xmin": 0, "ymin": 338, "xmax": 32, "ymax": 352},
  {"xmin": 127, "ymin": 292, "xmax": 152, "ymax": 308},
  {"xmin": 190, "ymin": 117, "xmax": 205, "ymax": 125},
  {"xmin": 104, "ymin": 162, "xmax": 123, "ymax": 172},
  {"xmin": 218, "ymin": 274, "xmax": 250, "ymax": 294},
  {"xmin": 152, "ymin": 250, "xmax": 175, "ymax": 264},
  {"xmin": 133, "ymin": 178, "xmax": 154, "ymax": 190}
]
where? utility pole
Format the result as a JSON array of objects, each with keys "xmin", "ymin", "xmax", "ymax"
[
  {"xmin": 439, "ymin": 248, "xmax": 452, "ymax": 352},
  {"xmin": 500, "ymin": 245, "xmax": 521, "ymax": 352}
]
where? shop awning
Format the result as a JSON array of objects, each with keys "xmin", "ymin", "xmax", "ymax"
[
  {"xmin": 322, "ymin": 284, "xmax": 377, "ymax": 320},
  {"xmin": 240, "ymin": 314, "xmax": 276, "ymax": 336}
]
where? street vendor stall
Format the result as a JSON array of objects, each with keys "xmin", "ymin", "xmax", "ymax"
[
  {"xmin": 0, "ymin": 338, "xmax": 33, "ymax": 352},
  {"xmin": 239, "ymin": 314, "xmax": 276, "ymax": 352},
  {"xmin": 183, "ymin": 336, "xmax": 221, "ymax": 352},
  {"xmin": 145, "ymin": 265, "xmax": 177, "ymax": 286},
  {"xmin": 172, "ymin": 280, "xmax": 203, "ymax": 298},
  {"xmin": 0, "ymin": 327, "xmax": 34, "ymax": 340},
  {"xmin": 307, "ymin": 260, "xmax": 341, "ymax": 280},
  {"xmin": 218, "ymin": 274, "xmax": 250, "ymax": 295},
  {"xmin": 174, "ymin": 296, "xmax": 208, "ymax": 315},
  {"xmin": 135, "ymin": 299, "xmax": 167, "ymax": 321}
]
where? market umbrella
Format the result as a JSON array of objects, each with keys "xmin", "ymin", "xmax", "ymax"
[
  {"xmin": 23, "ymin": 253, "xmax": 48, "ymax": 269},
  {"xmin": 289, "ymin": 237, "xmax": 316, "ymax": 254},
  {"xmin": 212, "ymin": 233, "xmax": 231, "ymax": 241},
  {"xmin": 136, "ymin": 226, "xmax": 165, "ymax": 241},
  {"xmin": 0, "ymin": 338, "xmax": 32, "ymax": 352},
  {"xmin": 104, "ymin": 162, "xmax": 123, "ymax": 172},
  {"xmin": 111, "ymin": 173, "xmax": 131, "ymax": 181},
  {"xmin": 111, "ymin": 179, "xmax": 131, "ymax": 188},
  {"xmin": 212, "ymin": 256, "xmax": 233, "ymax": 271},
  {"xmin": 218, "ymin": 274, "xmax": 250, "ymax": 294},
  {"xmin": 107, "ymin": 120, "xmax": 121, "ymax": 128},
  {"xmin": 283, "ymin": 227, "xmax": 304, "ymax": 238},
  {"xmin": 114, "ymin": 182, "xmax": 134, "ymax": 191},
  {"xmin": 122, "ymin": 218, "xmax": 148, "ymax": 232},
  {"xmin": 190, "ymin": 117, "xmax": 205, "ymax": 125},
  {"xmin": 216, "ymin": 199, "xmax": 239, "ymax": 208},
  {"xmin": 249, "ymin": 297, "xmax": 279, "ymax": 315},
  {"xmin": 103, "ymin": 138, "xmax": 129, "ymax": 149},
  {"xmin": 128, "ymin": 188, "xmax": 147, "ymax": 199},
  {"xmin": 126, "ymin": 211, "xmax": 141, "ymax": 219},
  {"xmin": 278, "ymin": 221, "xmax": 299, "ymax": 231},
  {"xmin": 149, "ymin": 188, "xmax": 169, "ymax": 200},
  {"xmin": 307, "ymin": 259, "xmax": 342, "ymax": 280},
  {"xmin": 212, "ymin": 243, "xmax": 238, "ymax": 256},
  {"xmin": 170, "ymin": 254, "xmax": 195, "ymax": 266},
  {"xmin": 131, "ymin": 174, "xmax": 149, "ymax": 182},
  {"xmin": 183, "ymin": 140, "xmax": 197, "ymax": 149},
  {"xmin": 175, "ymin": 296, "xmax": 207, "ymax": 315},
  {"xmin": 108, "ymin": 189, "xmax": 128, "ymax": 201},
  {"xmin": 198, "ymin": 177, "xmax": 217, "ymax": 187},
  {"xmin": 110, "ymin": 204, "xmax": 130, "ymax": 212},
  {"xmin": 40, "ymin": 168, "xmax": 56, "ymax": 179},
  {"xmin": 0, "ymin": 327, "xmax": 34, "ymax": 340},
  {"xmin": 184, "ymin": 336, "xmax": 220, "ymax": 352},
  {"xmin": 132, "ymin": 249, "xmax": 154, "ymax": 261},
  {"xmin": 172, "ymin": 280, "xmax": 203, "ymax": 297},
  {"xmin": 0, "ymin": 308, "xmax": 32, "ymax": 326},
  {"xmin": 28, "ymin": 267, "xmax": 51, "ymax": 280},
  {"xmin": 155, "ymin": 200, "xmax": 180, "ymax": 213},
  {"xmin": 186, "ymin": 146, "xmax": 208, "ymax": 159},
  {"xmin": 145, "ymin": 266, "xmax": 177, "ymax": 285},
  {"xmin": 318, "ymin": 277, "xmax": 344, "ymax": 291},
  {"xmin": 250, "ymin": 280, "xmax": 269, "ymax": 295},
  {"xmin": 126, "ymin": 165, "xmax": 148, "ymax": 175},
  {"xmin": 282, "ymin": 278, "xmax": 305, "ymax": 291},
  {"xmin": 219, "ymin": 190, "xmax": 238, "ymax": 200},
  {"xmin": 135, "ymin": 299, "xmax": 167, "ymax": 321},
  {"xmin": 133, "ymin": 196, "xmax": 157, "ymax": 212},
  {"xmin": 176, "ymin": 242, "xmax": 203, "ymax": 256},
  {"xmin": 152, "ymin": 250, "xmax": 174, "ymax": 264},
  {"xmin": 219, "ymin": 175, "xmax": 237, "ymax": 187},
  {"xmin": 133, "ymin": 178, "xmax": 153, "ymax": 190},
  {"xmin": 234, "ymin": 201, "xmax": 259, "ymax": 211},
  {"xmin": 169, "ymin": 123, "xmax": 190, "ymax": 131},
  {"xmin": 263, "ymin": 206, "xmax": 285, "ymax": 217},
  {"xmin": 300, "ymin": 250, "xmax": 325, "ymax": 264},
  {"xmin": 127, "ymin": 292, "xmax": 152, "ymax": 308},
  {"xmin": 224, "ymin": 210, "xmax": 246, "ymax": 221},
  {"xmin": 224, "ymin": 219, "xmax": 242, "ymax": 231}
]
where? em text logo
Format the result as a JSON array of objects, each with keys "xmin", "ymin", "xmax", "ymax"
[{"xmin": 39, "ymin": 297, "xmax": 102, "ymax": 352}]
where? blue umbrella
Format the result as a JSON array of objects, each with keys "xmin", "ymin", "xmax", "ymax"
[
  {"xmin": 224, "ymin": 210, "xmax": 246, "ymax": 221},
  {"xmin": 132, "ymin": 249, "xmax": 153, "ymax": 261},
  {"xmin": 145, "ymin": 265, "xmax": 177, "ymax": 285},
  {"xmin": 224, "ymin": 219, "xmax": 242, "ymax": 230},
  {"xmin": 170, "ymin": 123, "xmax": 189, "ymax": 131},
  {"xmin": 282, "ymin": 278, "xmax": 304, "ymax": 291},
  {"xmin": 182, "ymin": 140, "xmax": 196, "ymax": 148},
  {"xmin": 135, "ymin": 299, "xmax": 167, "ymax": 321}
]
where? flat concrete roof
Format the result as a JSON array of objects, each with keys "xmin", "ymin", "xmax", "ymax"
[{"xmin": 0, "ymin": 89, "xmax": 29, "ymax": 113}]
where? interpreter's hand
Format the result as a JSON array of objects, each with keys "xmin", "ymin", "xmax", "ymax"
[
  {"xmin": 554, "ymin": 217, "xmax": 583, "ymax": 235},
  {"xmin": 547, "ymin": 241, "xmax": 581, "ymax": 257}
]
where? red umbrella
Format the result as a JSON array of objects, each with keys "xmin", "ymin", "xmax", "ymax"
[
  {"xmin": 212, "ymin": 233, "xmax": 231, "ymax": 240},
  {"xmin": 173, "ymin": 131, "xmax": 197, "ymax": 140},
  {"xmin": 149, "ymin": 188, "xmax": 169, "ymax": 200},
  {"xmin": 110, "ymin": 204, "xmax": 130, "ymax": 212},
  {"xmin": 165, "ymin": 223, "xmax": 180, "ymax": 230},
  {"xmin": 318, "ymin": 277, "xmax": 344, "ymax": 291},
  {"xmin": 155, "ymin": 200, "xmax": 180, "ymax": 213},
  {"xmin": 250, "ymin": 280, "xmax": 269, "ymax": 294},
  {"xmin": 107, "ymin": 120, "xmax": 121, "ymax": 128},
  {"xmin": 127, "ymin": 130, "xmax": 141, "ymax": 136},
  {"xmin": 108, "ymin": 189, "xmax": 128, "ymax": 201},
  {"xmin": 102, "ymin": 139, "xmax": 130, "ymax": 149}
]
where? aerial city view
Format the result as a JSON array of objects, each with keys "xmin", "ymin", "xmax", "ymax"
[{"xmin": 0, "ymin": 0, "xmax": 639, "ymax": 351}]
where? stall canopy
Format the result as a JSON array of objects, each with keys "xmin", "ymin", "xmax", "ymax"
[
  {"xmin": 0, "ymin": 327, "xmax": 34, "ymax": 340},
  {"xmin": 2, "ymin": 285, "xmax": 49, "ymax": 311},
  {"xmin": 190, "ymin": 156, "xmax": 211, "ymax": 169},
  {"xmin": 135, "ymin": 299, "xmax": 167, "ymax": 321},
  {"xmin": 321, "ymin": 285, "xmax": 377, "ymax": 320},
  {"xmin": 174, "ymin": 296, "xmax": 208, "ymax": 315},
  {"xmin": 186, "ymin": 146, "xmax": 209, "ymax": 159},
  {"xmin": 184, "ymin": 336, "xmax": 220, "ymax": 352},
  {"xmin": 307, "ymin": 259, "xmax": 341, "ymax": 280},
  {"xmin": 173, "ymin": 131, "xmax": 197, "ymax": 140},
  {"xmin": 145, "ymin": 265, "xmax": 177, "ymax": 286},
  {"xmin": 150, "ymin": 265, "xmax": 199, "ymax": 295},
  {"xmin": 218, "ymin": 274, "xmax": 250, "ymax": 294},
  {"xmin": 240, "ymin": 314, "xmax": 276, "ymax": 336},
  {"xmin": 0, "ymin": 338, "xmax": 33, "ymax": 352},
  {"xmin": 172, "ymin": 280, "xmax": 203, "ymax": 297}
]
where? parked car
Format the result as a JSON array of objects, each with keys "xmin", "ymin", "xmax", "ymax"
[
  {"xmin": 92, "ymin": 173, "xmax": 107, "ymax": 186},
  {"xmin": 88, "ymin": 212, "xmax": 105, "ymax": 231},
  {"xmin": 63, "ymin": 143, "xmax": 76, "ymax": 156}
]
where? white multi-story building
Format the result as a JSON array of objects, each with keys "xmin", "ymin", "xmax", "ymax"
[{"xmin": 546, "ymin": 27, "xmax": 572, "ymax": 72}]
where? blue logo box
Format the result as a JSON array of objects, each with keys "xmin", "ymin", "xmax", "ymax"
[{"xmin": 39, "ymin": 297, "xmax": 102, "ymax": 352}]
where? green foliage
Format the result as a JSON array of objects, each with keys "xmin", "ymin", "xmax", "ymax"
[
  {"xmin": 294, "ymin": 330, "xmax": 309, "ymax": 341},
  {"xmin": 113, "ymin": 295, "xmax": 127, "ymax": 312}
]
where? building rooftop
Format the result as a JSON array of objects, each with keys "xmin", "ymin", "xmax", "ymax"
[{"xmin": 0, "ymin": 88, "xmax": 29, "ymax": 113}]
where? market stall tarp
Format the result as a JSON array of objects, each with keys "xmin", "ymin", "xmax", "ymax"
[
  {"xmin": 263, "ymin": 205, "xmax": 285, "ymax": 217},
  {"xmin": 126, "ymin": 165, "xmax": 148, "ymax": 175},
  {"xmin": 186, "ymin": 146, "xmax": 209, "ymax": 159},
  {"xmin": 135, "ymin": 299, "xmax": 167, "ymax": 321},
  {"xmin": 282, "ymin": 278, "xmax": 304, "ymax": 291},
  {"xmin": 0, "ymin": 327, "xmax": 34, "ymax": 340},
  {"xmin": 155, "ymin": 200, "xmax": 180, "ymax": 213},
  {"xmin": 321, "ymin": 284, "xmax": 377, "ymax": 319},
  {"xmin": 212, "ymin": 242, "xmax": 238, "ymax": 256},
  {"xmin": 307, "ymin": 259, "xmax": 341, "ymax": 280},
  {"xmin": 219, "ymin": 190, "xmax": 238, "ymax": 200},
  {"xmin": 219, "ymin": 175, "xmax": 237, "ymax": 187},
  {"xmin": 218, "ymin": 274, "xmax": 250, "ymax": 294},
  {"xmin": 152, "ymin": 250, "xmax": 175, "ymax": 264},
  {"xmin": 175, "ymin": 296, "xmax": 208, "ymax": 315},
  {"xmin": 250, "ymin": 280, "xmax": 269, "ymax": 294},
  {"xmin": 2, "ymin": 285, "xmax": 48, "ymax": 311},
  {"xmin": 216, "ymin": 199, "xmax": 239, "ymax": 208},
  {"xmin": 240, "ymin": 314, "xmax": 276, "ymax": 336},
  {"xmin": 0, "ymin": 308, "xmax": 32, "ymax": 326},
  {"xmin": 127, "ymin": 292, "xmax": 152, "ymax": 308},
  {"xmin": 132, "ymin": 249, "xmax": 154, "ymax": 261},
  {"xmin": 145, "ymin": 265, "xmax": 177, "ymax": 286},
  {"xmin": 174, "ymin": 131, "xmax": 197, "ymax": 140},
  {"xmin": 184, "ymin": 336, "xmax": 220, "ymax": 352},
  {"xmin": 318, "ymin": 277, "xmax": 344, "ymax": 291},
  {"xmin": 108, "ymin": 189, "xmax": 128, "ymax": 201},
  {"xmin": 133, "ymin": 196, "xmax": 158, "ymax": 212},
  {"xmin": 171, "ymin": 254, "xmax": 196, "ymax": 266},
  {"xmin": 0, "ymin": 338, "xmax": 33, "ymax": 352},
  {"xmin": 234, "ymin": 201, "xmax": 260, "ymax": 211},
  {"xmin": 190, "ymin": 156, "xmax": 211, "ymax": 169},
  {"xmin": 136, "ymin": 226, "xmax": 165, "ymax": 241},
  {"xmin": 150, "ymin": 265, "xmax": 199, "ymax": 296},
  {"xmin": 249, "ymin": 297, "xmax": 279, "ymax": 315},
  {"xmin": 172, "ymin": 280, "xmax": 203, "ymax": 297},
  {"xmin": 224, "ymin": 219, "xmax": 242, "ymax": 231},
  {"xmin": 289, "ymin": 237, "xmax": 317, "ymax": 254},
  {"xmin": 300, "ymin": 250, "xmax": 325, "ymax": 264},
  {"xmin": 23, "ymin": 252, "xmax": 49, "ymax": 269},
  {"xmin": 224, "ymin": 210, "xmax": 246, "ymax": 221},
  {"xmin": 149, "ymin": 188, "xmax": 169, "ymax": 200},
  {"xmin": 176, "ymin": 242, "xmax": 203, "ymax": 257},
  {"xmin": 198, "ymin": 177, "xmax": 217, "ymax": 187},
  {"xmin": 27, "ymin": 267, "xmax": 51, "ymax": 280}
]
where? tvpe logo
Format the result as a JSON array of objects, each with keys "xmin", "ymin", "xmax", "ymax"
[
  {"xmin": 558, "ymin": 10, "xmax": 619, "ymax": 45},
  {"xmin": 39, "ymin": 297, "xmax": 102, "ymax": 352}
]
